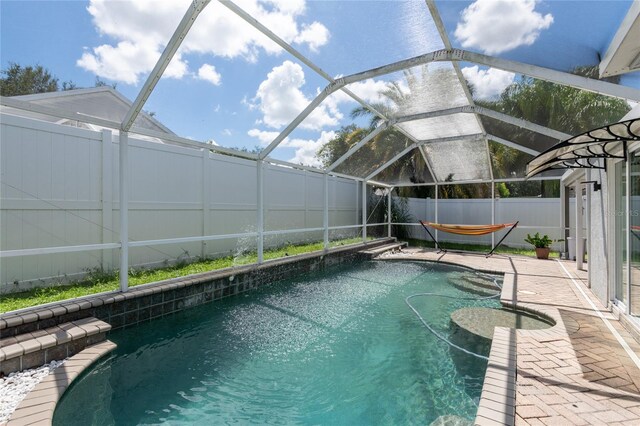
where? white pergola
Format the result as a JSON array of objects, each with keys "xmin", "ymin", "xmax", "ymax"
[{"xmin": 1, "ymin": 0, "xmax": 638, "ymax": 291}]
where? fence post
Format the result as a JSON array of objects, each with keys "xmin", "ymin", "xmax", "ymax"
[
  {"xmin": 434, "ymin": 184, "xmax": 439, "ymax": 243},
  {"xmin": 202, "ymin": 149, "xmax": 211, "ymax": 259},
  {"xmin": 387, "ymin": 187, "xmax": 392, "ymax": 238},
  {"xmin": 101, "ymin": 129, "xmax": 113, "ymax": 270},
  {"xmin": 119, "ymin": 131, "xmax": 129, "ymax": 292},
  {"xmin": 362, "ymin": 180, "xmax": 367, "ymax": 242},
  {"xmin": 323, "ymin": 172, "xmax": 329, "ymax": 250},
  {"xmin": 491, "ymin": 182, "xmax": 496, "ymax": 248},
  {"xmin": 257, "ymin": 160, "xmax": 264, "ymax": 263}
]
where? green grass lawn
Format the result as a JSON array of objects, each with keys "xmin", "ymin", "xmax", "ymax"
[
  {"xmin": 0, "ymin": 237, "xmax": 365, "ymax": 313},
  {"xmin": 0, "ymin": 236, "xmax": 556, "ymax": 314}
]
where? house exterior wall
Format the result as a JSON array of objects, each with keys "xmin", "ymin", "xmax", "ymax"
[{"xmin": 587, "ymin": 168, "xmax": 610, "ymax": 305}]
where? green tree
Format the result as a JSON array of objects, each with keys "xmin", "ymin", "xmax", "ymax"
[
  {"xmin": 95, "ymin": 76, "xmax": 117, "ymax": 89},
  {"xmin": 0, "ymin": 63, "xmax": 60, "ymax": 96},
  {"xmin": 482, "ymin": 65, "xmax": 629, "ymax": 198},
  {"xmin": 61, "ymin": 80, "xmax": 77, "ymax": 91}
]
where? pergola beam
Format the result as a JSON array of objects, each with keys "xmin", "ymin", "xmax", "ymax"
[{"xmin": 121, "ymin": 0, "xmax": 211, "ymax": 132}]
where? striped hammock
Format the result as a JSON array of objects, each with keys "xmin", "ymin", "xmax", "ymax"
[{"xmin": 420, "ymin": 221, "xmax": 518, "ymax": 236}]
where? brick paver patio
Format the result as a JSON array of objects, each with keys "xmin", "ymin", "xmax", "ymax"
[{"xmin": 382, "ymin": 248, "xmax": 640, "ymax": 425}]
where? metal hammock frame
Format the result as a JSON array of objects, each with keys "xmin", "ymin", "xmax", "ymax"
[{"xmin": 419, "ymin": 220, "xmax": 519, "ymax": 258}]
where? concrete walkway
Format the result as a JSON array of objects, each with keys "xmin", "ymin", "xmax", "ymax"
[{"xmin": 380, "ymin": 248, "xmax": 640, "ymax": 425}]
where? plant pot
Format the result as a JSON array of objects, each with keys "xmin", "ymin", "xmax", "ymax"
[{"xmin": 535, "ymin": 247, "xmax": 550, "ymax": 259}]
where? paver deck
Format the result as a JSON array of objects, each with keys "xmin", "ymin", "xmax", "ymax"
[{"xmin": 381, "ymin": 248, "xmax": 640, "ymax": 425}]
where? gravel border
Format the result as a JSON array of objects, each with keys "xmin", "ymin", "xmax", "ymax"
[{"xmin": 0, "ymin": 359, "xmax": 65, "ymax": 423}]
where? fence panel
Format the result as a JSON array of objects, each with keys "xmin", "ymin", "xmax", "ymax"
[
  {"xmin": 0, "ymin": 114, "xmax": 360, "ymax": 291},
  {"xmin": 406, "ymin": 196, "xmax": 564, "ymax": 249}
]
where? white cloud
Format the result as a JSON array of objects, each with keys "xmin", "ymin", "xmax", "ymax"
[
  {"xmin": 77, "ymin": 41, "xmax": 189, "ymax": 84},
  {"xmin": 294, "ymin": 22, "xmax": 330, "ymax": 52},
  {"xmin": 197, "ymin": 64, "xmax": 222, "ymax": 85},
  {"xmin": 328, "ymin": 78, "xmax": 392, "ymax": 107},
  {"xmin": 222, "ymin": 129, "xmax": 232, "ymax": 136},
  {"xmin": 454, "ymin": 0, "xmax": 553, "ymax": 55},
  {"xmin": 462, "ymin": 66, "xmax": 514, "ymax": 99},
  {"xmin": 79, "ymin": 0, "xmax": 329, "ymax": 84},
  {"xmin": 248, "ymin": 129, "xmax": 279, "ymax": 145},
  {"xmin": 254, "ymin": 61, "xmax": 341, "ymax": 130},
  {"xmin": 247, "ymin": 128, "xmax": 335, "ymax": 167},
  {"xmin": 78, "ymin": 41, "xmax": 163, "ymax": 84},
  {"xmin": 288, "ymin": 131, "xmax": 336, "ymax": 167},
  {"xmin": 164, "ymin": 53, "xmax": 189, "ymax": 79}
]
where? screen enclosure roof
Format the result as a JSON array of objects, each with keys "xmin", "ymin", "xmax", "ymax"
[{"xmin": 2, "ymin": 0, "xmax": 640, "ymax": 188}]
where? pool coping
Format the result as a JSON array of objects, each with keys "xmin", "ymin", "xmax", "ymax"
[
  {"xmin": 6, "ymin": 340, "xmax": 117, "ymax": 426},
  {"xmin": 475, "ymin": 271, "xmax": 569, "ymax": 426},
  {"xmin": 382, "ymin": 248, "xmax": 640, "ymax": 425}
]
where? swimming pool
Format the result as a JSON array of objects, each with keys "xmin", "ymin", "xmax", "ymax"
[{"xmin": 54, "ymin": 260, "xmax": 502, "ymax": 425}]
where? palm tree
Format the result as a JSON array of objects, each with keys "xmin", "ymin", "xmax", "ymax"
[{"xmin": 479, "ymin": 65, "xmax": 630, "ymax": 197}]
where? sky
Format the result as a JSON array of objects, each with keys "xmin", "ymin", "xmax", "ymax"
[{"xmin": 1, "ymin": 0, "xmax": 638, "ymax": 167}]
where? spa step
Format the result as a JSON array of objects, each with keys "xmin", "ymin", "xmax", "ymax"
[
  {"xmin": 448, "ymin": 272, "xmax": 499, "ymax": 297},
  {"xmin": 361, "ymin": 241, "xmax": 407, "ymax": 257},
  {"xmin": 0, "ymin": 317, "xmax": 111, "ymax": 376}
]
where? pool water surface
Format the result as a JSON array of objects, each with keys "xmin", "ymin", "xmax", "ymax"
[{"xmin": 54, "ymin": 260, "xmax": 502, "ymax": 425}]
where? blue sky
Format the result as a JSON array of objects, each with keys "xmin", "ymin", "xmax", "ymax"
[{"xmin": 1, "ymin": 0, "xmax": 637, "ymax": 165}]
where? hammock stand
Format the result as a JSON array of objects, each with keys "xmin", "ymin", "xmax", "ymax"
[{"xmin": 419, "ymin": 220, "xmax": 519, "ymax": 258}]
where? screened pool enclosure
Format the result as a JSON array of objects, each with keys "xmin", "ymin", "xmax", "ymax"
[{"xmin": 1, "ymin": 0, "xmax": 639, "ymax": 293}]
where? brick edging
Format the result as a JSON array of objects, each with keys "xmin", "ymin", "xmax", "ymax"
[{"xmin": 7, "ymin": 340, "xmax": 117, "ymax": 425}]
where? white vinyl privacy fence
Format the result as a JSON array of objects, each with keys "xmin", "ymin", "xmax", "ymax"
[
  {"xmin": 0, "ymin": 114, "xmax": 361, "ymax": 292},
  {"xmin": 404, "ymin": 196, "xmax": 569, "ymax": 250},
  {"xmin": 1, "ymin": 114, "xmax": 568, "ymax": 293}
]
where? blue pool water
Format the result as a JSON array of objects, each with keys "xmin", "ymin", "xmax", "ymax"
[{"xmin": 53, "ymin": 260, "xmax": 501, "ymax": 425}]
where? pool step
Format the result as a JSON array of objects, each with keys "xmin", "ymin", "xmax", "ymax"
[
  {"xmin": 360, "ymin": 241, "xmax": 407, "ymax": 257},
  {"xmin": 448, "ymin": 272, "xmax": 499, "ymax": 297},
  {"xmin": 0, "ymin": 317, "xmax": 111, "ymax": 376}
]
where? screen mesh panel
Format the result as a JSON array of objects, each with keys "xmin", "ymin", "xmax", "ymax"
[
  {"xmin": 333, "ymin": 127, "xmax": 413, "ymax": 178},
  {"xmin": 480, "ymin": 115, "xmax": 559, "ymax": 153},
  {"xmin": 423, "ymin": 138, "xmax": 491, "ymax": 182},
  {"xmin": 301, "ymin": 1, "xmax": 444, "ymax": 76},
  {"xmin": 397, "ymin": 114, "xmax": 482, "ymax": 141},
  {"xmin": 374, "ymin": 148, "xmax": 434, "ymax": 185}
]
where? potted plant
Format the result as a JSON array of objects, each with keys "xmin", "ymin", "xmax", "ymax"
[{"xmin": 524, "ymin": 232, "xmax": 554, "ymax": 259}]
